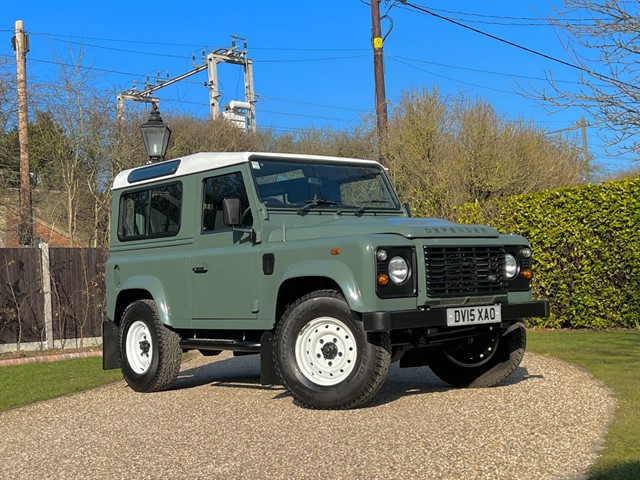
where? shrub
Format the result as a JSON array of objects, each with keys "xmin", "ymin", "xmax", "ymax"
[{"xmin": 457, "ymin": 177, "xmax": 640, "ymax": 328}]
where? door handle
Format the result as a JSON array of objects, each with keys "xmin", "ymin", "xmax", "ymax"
[{"xmin": 192, "ymin": 266, "xmax": 209, "ymax": 274}]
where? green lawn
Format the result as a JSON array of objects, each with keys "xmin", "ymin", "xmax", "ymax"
[
  {"xmin": 0, "ymin": 357, "xmax": 123, "ymax": 412},
  {"xmin": 528, "ymin": 330, "xmax": 640, "ymax": 480}
]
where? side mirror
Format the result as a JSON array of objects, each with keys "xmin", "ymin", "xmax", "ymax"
[
  {"xmin": 223, "ymin": 198, "xmax": 241, "ymax": 226},
  {"xmin": 403, "ymin": 202, "xmax": 412, "ymax": 218}
]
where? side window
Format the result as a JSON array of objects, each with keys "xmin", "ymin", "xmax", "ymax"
[
  {"xmin": 119, "ymin": 183, "xmax": 182, "ymax": 240},
  {"xmin": 122, "ymin": 190, "xmax": 149, "ymax": 237},
  {"xmin": 202, "ymin": 172, "xmax": 253, "ymax": 232}
]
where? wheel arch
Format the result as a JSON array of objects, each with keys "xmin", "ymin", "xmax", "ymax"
[
  {"xmin": 275, "ymin": 276, "xmax": 340, "ymax": 325},
  {"xmin": 114, "ymin": 276, "xmax": 172, "ymax": 326},
  {"xmin": 274, "ymin": 260, "xmax": 366, "ymax": 327}
]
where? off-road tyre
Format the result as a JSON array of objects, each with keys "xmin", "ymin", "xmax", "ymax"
[
  {"xmin": 119, "ymin": 299, "xmax": 181, "ymax": 392},
  {"xmin": 274, "ymin": 289, "xmax": 391, "ymax": 409},
  {"xmin": 429, "ymin": 322, "xmax": 526, "ymax": 388}
]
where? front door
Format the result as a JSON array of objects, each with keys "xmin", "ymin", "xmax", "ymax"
[{"xmin": 190, "ymin": 169, "xmax": 258, "ymax": 321}]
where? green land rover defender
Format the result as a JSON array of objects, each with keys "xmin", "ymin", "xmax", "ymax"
[{"xmin": 103, "ymin": 152, "xmax": 548, "ymax": 409}]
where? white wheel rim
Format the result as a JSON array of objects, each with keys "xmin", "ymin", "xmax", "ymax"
[
  {"xmin": 126, "ymin": 320, "xmax": 153, "ymax": 374},
  {"xmin": 295, "ymin": 316, "xmax": 358, "ymax": 386}
]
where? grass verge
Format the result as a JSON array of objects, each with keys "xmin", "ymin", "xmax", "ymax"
[
  {"xmin": 527, "ymin": 330, "xmax": 640, "ymax": 480},
  {"xmin": 0, "ymin": 357, "xmax": 122, "ymax": 412}
]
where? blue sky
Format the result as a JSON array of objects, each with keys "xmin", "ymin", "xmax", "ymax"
[{"xmin": 1, "ymin": 0, "xmax": 637, "ymax": 176}]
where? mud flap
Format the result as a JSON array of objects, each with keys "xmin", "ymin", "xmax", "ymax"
[
  {"xmin": 102, "ymin": 320, "xmax": 120, "ymax": 370},
  {"xmin": 260, "ymin": 331, "xmax": 281, "ymax": 385}
]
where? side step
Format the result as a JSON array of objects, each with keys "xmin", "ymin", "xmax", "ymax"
[
  {"xmin": 180, "ymin": 332, "xmax": 280, "ymax": 386},
  {"xmin": 180, "ymin": 338, "xmax": 261, "ymax": 352}
]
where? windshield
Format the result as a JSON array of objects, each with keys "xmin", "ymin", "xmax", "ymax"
[{"xmin": 251, "ymin": 159, "xmax": 400, "ymax": 213}]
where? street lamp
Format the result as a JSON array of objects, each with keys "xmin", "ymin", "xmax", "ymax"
[{"xmin": 140, "ymin": 103, "xmax": 171, "ymax": 162}]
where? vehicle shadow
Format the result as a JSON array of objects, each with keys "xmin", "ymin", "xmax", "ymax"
[
  {"xmin": 172, "ymin": 354, "xmax": 280, "ymax": 392},
  {"xmin": 172, "ymin": 354, "xmax": 542, "ymax": 407},
  {"xmin": 366, "ymin": 363, "xmax": 535, "ymax": 408}
]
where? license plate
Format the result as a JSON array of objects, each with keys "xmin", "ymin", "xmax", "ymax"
[{"xmin": 446, "ymin": 305, "xmax": 501, "ymax": 327}]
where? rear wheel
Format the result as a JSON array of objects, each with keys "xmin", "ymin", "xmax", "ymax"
[
  {"xmin": 429, "ymin": 322, "xmax": 526, "ymax": 388},
  {"xmin": 274, "ymin": 290, "xmax": 391, "ymax": 409},
  {"xmin": 119, "ymin": 299, "xmax": 181, "ymax": 392}
]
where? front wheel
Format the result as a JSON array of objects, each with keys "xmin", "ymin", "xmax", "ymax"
[
  {"xmin": 428, "ymin": 322, "xmax": 526, "ymax": 388},
  {"xmin": 274, "ymin": 290, "xmax": 391, "ymax": 409},
  {"xmin": 119, "ymin": 299, "xmax": 182, "ymax": 392}
]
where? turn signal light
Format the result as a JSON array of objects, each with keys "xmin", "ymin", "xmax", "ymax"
[
  {"xmin": 377, "ymin": 274, "xmax": 389, "ymax": 286},
  {"xmin": 521, "ymin": 268, "xmax": 533, "ymax": 281}
]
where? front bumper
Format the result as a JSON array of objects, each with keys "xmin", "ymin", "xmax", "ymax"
[{"xmin": 362, "ymin": 300, "xmax": 549, "ymax": 332}]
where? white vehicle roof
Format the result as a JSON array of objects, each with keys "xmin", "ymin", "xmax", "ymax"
[{"xmin": 112, "ymin": 151, "xmax": 384, "ymax": 190}]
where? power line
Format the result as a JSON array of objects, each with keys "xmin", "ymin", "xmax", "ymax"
[
  {"xmin": 19, "ymin": 33, "xmax": 370, "ymax": 65},
  {"xmin": 29, "ymin": 33, "xmax": 369, "ymax": 64},
  {"xmin": 260, "ymin": 109, "xmax": 360, "ymax": 122},
  {"xmin": 413, "ymin": 6, "xmax": 598, "ymax": 25},
  {"xmin": 258, "ymin": 125, "xmax": 323, "ymax": 134},
  {"xmin": 0, "ymin": 53, "xmax": 375, "ymax": 118},
  {"xmin": 390, "ymin": 55, "xmax": 593, "ymax": 86},
  {"xmin": 11, "ymin": 31, "xmax": 206, "ymax": 49},
  {"xmin": 255, "ymin": 55, "xmax": 368, "ymax": 64},
  {"xmin": 23, "ymin": 30, "xmax": 368, "ymax": 52},
  {"xmin": 257, "ymin": 94, "xmax": 370, "ymax": 113},
  {"xmin": 398, "ymin": 1, "xmax": 637, "ymax": 90},
  {"xmin": 387, "ymin": 55, "xmax": 520, "ymax": 96},
  {"xmin": 30, "ymin": 33, "xmax": 189, "ymax": 59},
  {"xmin": 1, "ymin": 31, "xmax": 597, "ymax": 90},
  {"xmin": 0, "ymin": 53, "xmax": 151, "ymax": 78}
]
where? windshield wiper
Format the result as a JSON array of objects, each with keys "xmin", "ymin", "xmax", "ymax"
[
  {"xmin": 354, "ymin": 200, "xmax": 391, "ymax": 216},
  {"xmin": 297, "ymin": 198, "xmax": 339, "ymax": 214}
]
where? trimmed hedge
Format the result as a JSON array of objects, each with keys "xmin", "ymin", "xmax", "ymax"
[{"xmin": 457, "ymin": 177, "xmax": 640, "ymax": 329}]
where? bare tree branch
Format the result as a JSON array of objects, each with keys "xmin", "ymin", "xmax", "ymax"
[{"xmin": 537, "ymin": 0, "xmax": 640, "ymax": 152}]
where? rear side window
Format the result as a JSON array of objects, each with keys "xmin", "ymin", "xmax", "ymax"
[{"xmin": 119, "ymin": 183, "xmax": 182, "ymax": 241}]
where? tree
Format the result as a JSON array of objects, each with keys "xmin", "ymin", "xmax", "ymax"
[
  {"xmin": 0, "ymin": 58, "xmax": 15, "ymax": 131},
  {"xmin": 36, "ymin": 47, "xmax": 117, "ymax": 246},
  {"xmin": 168, "ymin": 116, "xmax": 262, "ymax": 156},
  {"xmin": 262, "ymin": 126, "xmax": 375, "ymax": 159},
  {"xmin": 544, "ymin": 1, "xmax": 640, "ymax": 151},
  {"xmin": 0, "ymin": 58, "xmax": 19, "ymax": 191},
  {"xmin": 383, "ymin": 88, "xmax": 585, "ymax": 219}
]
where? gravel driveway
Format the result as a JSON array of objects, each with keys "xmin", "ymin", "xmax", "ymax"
[{"xmin": 0, "ymin": 352, "xmax": 614, "ymax": 480}]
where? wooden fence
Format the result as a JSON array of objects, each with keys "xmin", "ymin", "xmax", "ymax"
[{"xmin": 0, "ymin": 245, "xmax": 106, "ymax": 352}]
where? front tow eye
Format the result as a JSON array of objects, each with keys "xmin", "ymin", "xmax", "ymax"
[
  {"xmin": 321, "ymin": 342, "xmax": 338, "ymax": 360},
  {"xmin": 139, "ymin": 339, "xmax": 151, "ymax": 357}
]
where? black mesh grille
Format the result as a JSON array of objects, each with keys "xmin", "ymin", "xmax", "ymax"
[{"xmin": 424, "ymin": 246, "xmax": 507, "ymax": 297}]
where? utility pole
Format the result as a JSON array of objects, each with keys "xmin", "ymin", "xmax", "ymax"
[
  {"xmin": 12, "ymin": 20, "xmax": 33, "ymax": 246},
  {"xmin": 580, "ymin": 116, "xmax": 590, "ymax": 183},
  {"xmin": 546, "ymin": 118, "xmax": 591, "ymax": 183},
  {"xmin": 118, "ymin": 36, "xmax": 256, "ymax": 133},
  {"xmin": 371, "ymin": 0, "xmax": 388, "ymax": 164},
  {"xmin": 206, "ymin": 36, "xmax": 256, "ymax": 132}
]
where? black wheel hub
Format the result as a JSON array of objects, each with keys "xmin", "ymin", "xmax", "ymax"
[
  {"xmin": 446, "ymin": 334, "xmax": 498, "ymax": 367},
  {"xmin": 139, "ymin": 339, "xmax": 151, "ymax": 357},
  {"xmin": 321, "ymin": 342, "xmax": 338, "ymax": 360}
]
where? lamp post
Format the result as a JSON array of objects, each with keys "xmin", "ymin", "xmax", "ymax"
[{"xmin": 140, "ymin": 103, "xmax": 171, "ymax": 162}]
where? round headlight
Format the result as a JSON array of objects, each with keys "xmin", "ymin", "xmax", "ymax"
[
  {"xmin": 521, "ymin": 247, "xmax": 532, "ymax": 259},
  {"xmin": 388, "ymin": 256, "xmax": 409, "ymax": 284},
  {"xmin": 376, "ymin": 249, "xmax": 388, "ymax": 262},
  {"xmin": 505, "ymin": 254, "xmax": 518, "ymax": 279}
]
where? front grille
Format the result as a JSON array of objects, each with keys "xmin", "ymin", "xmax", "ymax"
[{"xmin": 424, "ymin": 245, "xmax": 507, "ymax": 297}]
